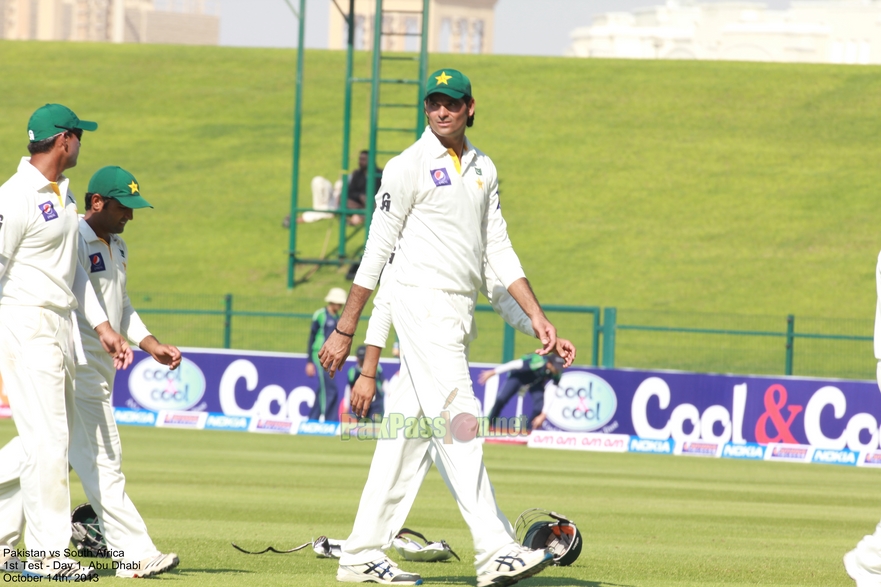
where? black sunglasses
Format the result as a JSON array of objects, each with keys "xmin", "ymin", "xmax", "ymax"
[{"xmin": 56, "ymin": 126, "xmax": 83, "ymax": 141}]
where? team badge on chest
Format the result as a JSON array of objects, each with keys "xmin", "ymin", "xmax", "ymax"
[
  {"xmin": 430, "ymin": 168, "xmax": 451, "ymax": 187},
  {"xmin": 39, "ymin": 201, "xmax": 58, "ymax": 222},
  {"xmin": 90, "ymin": 252, "xmax": 106, "ymax": 273}
]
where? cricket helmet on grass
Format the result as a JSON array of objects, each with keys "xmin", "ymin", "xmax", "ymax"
[
  {"xmin": 514, "ymin": 508, "xmax": 582, "ymax": 566},
  {"xmin": 71, "ymin": 503, "xmax": 108, "ymax": 557}
]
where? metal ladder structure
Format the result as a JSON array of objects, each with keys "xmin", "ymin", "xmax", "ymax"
[{"xmin": 286, "ymin": 0, "xmax": 430, "ymax": 288}]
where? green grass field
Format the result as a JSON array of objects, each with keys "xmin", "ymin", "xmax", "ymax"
[
  {"xmin": 0, "ymin": 42, "xmax": 879, "ymax": 315},
  {"xmin": 1, "ymin": 41, "xmax": 880, "ymax": 375},
  {"xmin": 0, "ymin": 418, "xmax": 874, "ymax": 587}
]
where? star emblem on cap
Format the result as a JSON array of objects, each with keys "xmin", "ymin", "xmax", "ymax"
[
  {"xmin": 128, "ymin": 181, "xmax": 139, "ymax": 194},
  {"xmin": 435, "ymin": 71, "xmax": 452, "ymax": 85}
]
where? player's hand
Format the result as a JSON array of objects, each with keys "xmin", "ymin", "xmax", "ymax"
[
  {"xmin": 556, "ymin": 338, "xmax": 576, "ymax": 368},
  {"xmin": 318, "ymin": 331, "xmax": 353, "ymax": 378},
  {"xmin": 531, "ymin": 413, "xmax": 547, "ymax": 430},
  {"xmin": 139, "ymin": 336, "xmax": 181, "ymax": 370},
  {"xmin": 531, "ymin": 315, "xmax": 557, "ymax": 356},
  {"xmin": 95, "ymin": 322, "xmax": 133, "ymax": 370},
  {"xmin": 478, "ymin": 369, "xmax": 497, "ymax": 385},
  {"xmin": 350, "ymin": 377, "xmax": 376, "ymax": 419},
  {"xmin": 151, "ymin": 344, "xmax": 182, "ymax": 370},
  {"xmin": 305, "ymin": 362, "xmax": 316, "ymax": 377}
]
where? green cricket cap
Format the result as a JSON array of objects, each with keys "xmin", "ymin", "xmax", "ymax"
[
  {"xmin": 28, "ymin": 104, "xmax": 97, "ymax": 142},
  {"xmin": 87, "ymin": 166, "xmax": 153, "ymax": 209},
  {"xmin": 424, "ymin": 69, "xmax": 472, "ymax": 100}
]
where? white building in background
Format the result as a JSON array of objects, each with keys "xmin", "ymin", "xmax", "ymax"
[
  {"xmin": 0, "ymin": 0, "xmax": 219, "ymax": 44},
  {"xmin": 328, "ymin": 0, "xmax": 498, "ymax": 54},
  {"xmin": 568, "ymin": 0, "xmax": 881, "ymax": 65}
]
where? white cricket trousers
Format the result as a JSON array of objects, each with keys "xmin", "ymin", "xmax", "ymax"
[
  {"xmin": 340, "ymin": 284, "xmax": 517, "ymax": 572},
  {"xmin": 848, "ymin": 362, "xmax": 881, "ymax": 571},
  {"xmin": 0, "ymin": 306, "xmax": 75, "ymax": 557},
  {"xmin": 68, "ymin": 360, "xmax": 160, "ymax": 562},
  {"xmin": 0, "ymin": 356, "xmax": 160, "ymax": 561}
]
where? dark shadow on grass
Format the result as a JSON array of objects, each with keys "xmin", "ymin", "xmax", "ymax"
[
  {"xmin": 424, "ymin": 576, "xmax": 627, "ymax": 587},
  {"xmin": 173, "ymin": 568, "xmax": 255, "ymax": 575},
  {"xmin": 526, "ymin": 579, "xmax": 633, "ymax": 587}
]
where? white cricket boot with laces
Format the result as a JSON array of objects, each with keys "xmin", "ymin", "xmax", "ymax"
[
  {"xmin": 477, "ymin": 545, "xmax": 554, "ymax": 587},
  {"xmin": 0, "ymin": 546, "xmax": 23, "ymax": 573},
  {"xmin": 337, "ymin": 556, "xmax": 422, "ymax": 584},
  {"xmin": 115, "ymin": 552, "xmax": 180, "ymax": 578}
]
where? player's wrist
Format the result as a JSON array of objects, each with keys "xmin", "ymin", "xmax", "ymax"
[{"xmin": 334, "ymin": 326, "xmax": 355, "ymax": 338}]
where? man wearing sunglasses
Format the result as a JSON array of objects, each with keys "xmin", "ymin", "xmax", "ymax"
[{"xmin": 0, "ymin": 104, "xmax": 132, "ymax": 581}]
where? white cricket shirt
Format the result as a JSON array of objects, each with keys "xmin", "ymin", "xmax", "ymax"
[
  {"xmin": 354, "ymin": 127, "xmax": 525, "ymax": 295},
  {"xmin": 76, "ymin": 218, "xmax": 151, "ymax": 362},
  {"xmin": 0, "ymin": 158, "xmax": 80, "ymax": 312},
  {"xmin": 365, "ymin": 258, "xmax": 535, "ymax": 349}
]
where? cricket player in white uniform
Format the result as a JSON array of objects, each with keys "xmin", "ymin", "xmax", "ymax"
[
  {"xmin": 320, "ymin": 69, "xmax": 574, "ymax": 587},
  {"xmin": 0, "ymin": 104, "xmax": 132, "ymax": 580},
  {"xmin": 344, "ymin": 260, "xmax": 575, "ymax": 566},
  {"xmin": 0, "ymin": 166, "xmax": 181, "ymax": 578},
  {"xmin": 843, "ymin": 250, "xmax": 881, "ymax": 587}
]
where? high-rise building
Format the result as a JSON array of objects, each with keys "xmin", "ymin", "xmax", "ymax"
[
  {"xmin": 328, "ymin": 0, "xmax": 498, "ymax": 54},
  {"xmin": 0, "ymin": 0, "xmax": 219, "ymax": 44}
]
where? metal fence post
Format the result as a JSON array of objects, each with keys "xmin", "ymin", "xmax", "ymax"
[
  {"xmin": 591, "ymin": 309, "xmax": 600, "ymax": 366},
  {"xmin": 502, "ymin": 322, "xmax": 516, "ymax": 363},
  {"xmin": 602, "ymin": 307, "xmax": 617, "ymax": 368},
  {"xmin": 785, "ymin": 314, "xmax": 794, "ymax": 376},
  {"xmin": 223, "ymin": 294, "xmax": 233, "ymax": 349}
]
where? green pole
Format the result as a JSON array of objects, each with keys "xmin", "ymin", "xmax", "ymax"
[
  {"xmin": 785, "ymin": 314, "xmax": 795, "ymax": 376},
  {"xmin": 502, "ymin": 323, "xmax": 515, "ymax": 363},
  {"xmin": 286, "ymin": 0, "xmax": 307, "ymax": 288},
  {"xmin": 365, "ymin": 0, "xmax": 383, "ymax": 240},
  {"xmin": 592, "ymin": 308, "xmax": 600, "ymax": 367},
  {"xmin": 415, "ymin": 0, "xmax": 429, "ymax": 136},
  {"xmin": 223, "ymin": 294, "xmax": 233, "ymax": 349},
  {"xmin": 338, "ymin": 0, "xmax": 355, "ymax": 261},
  {"xmin": 602, "ymin": 307, "xmax": 616, "ymax": 368}
]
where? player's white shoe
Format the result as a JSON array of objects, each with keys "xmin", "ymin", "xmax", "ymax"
[
  {"xmin": 477, "ymin": 545, "xmax": 554, "ymax": 587},
  {"xmin": 0, "ymin": 546, "xmax": 23, "ymax": 573},
  {"xmin": 845, "ymin": 549, "xmax": 881, "ymax": 587},
  {"xmin": 337, "ymin": 556, "xmax": 423, "ymax": 584},
  {"xmin": 21, "ymin": 557, "xmax": 97, "ymax": 581},
  {"xmin": 116, "ymin": 552, "xmax": 180, "ymax": 578}
]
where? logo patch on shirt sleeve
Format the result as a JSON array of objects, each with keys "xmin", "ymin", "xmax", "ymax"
[
  {"xmin": 430, "ymin": 168, "xmax": 452, "ymax": 187},
  {"xmin": 39, "ymin": 201, "xmax": 58, "ymax": 222},
  {"xmin": 90, "ymin": 252, "xmax": 106, "ymax": 273}
]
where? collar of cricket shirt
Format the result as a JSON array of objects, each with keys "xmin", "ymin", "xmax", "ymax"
[
  {"xmin": 422, "ymin": 127, "xmax": 476, "ymax": 171},
  {"xmin": 78, "ymin": 216, "xmax": 104, "ymax": 245},
  {"xmin": 18, "ymin": 157, "xmax": 70, "ymax": 195}
]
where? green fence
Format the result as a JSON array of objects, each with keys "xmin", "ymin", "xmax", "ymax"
[
  {"xmin": 603, "ymin": 308, "xmax": 874, "ymax": 380},
  {"xmin": 129, "ymin": 292, "xmax": 600, "ymax": 366},
  {"xmin": 129, "ymin": 293, "xmax": 874, "ymax": 379}
]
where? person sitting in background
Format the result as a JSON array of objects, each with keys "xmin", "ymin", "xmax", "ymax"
[{"xmin": 345, "ymin": 149, "xmax": 382, "ymax": 226}]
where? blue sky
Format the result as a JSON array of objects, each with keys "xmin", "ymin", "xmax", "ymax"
[{"xmin": 219, "ymin": 0, "xmax": 793, "ymax": 56}]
